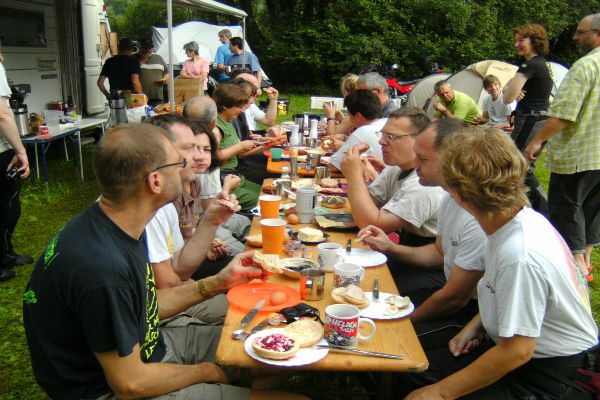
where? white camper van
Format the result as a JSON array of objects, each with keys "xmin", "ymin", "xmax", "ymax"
[{"xmin": 1, "ymin": 0, "xmax": 110, "ymax": 116}]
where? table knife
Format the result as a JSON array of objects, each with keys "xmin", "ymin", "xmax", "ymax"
[
  {"xmin": 346, "ymin": 239, "xmax": 352, "ymax": 254},
  {"xmin": 316, "ymin": 344, "xmax": 404, "ymax": 360},
  {"xmin": 250, "ymin": 318, "xmax": 271, "ymax": 334},
  {"xmin": 240, "ymin": 300, "xmax": 265, "ymax": 328},
  {"xmin": 373, "ymin": 278, "xmax": 380, "ymax": 301}
]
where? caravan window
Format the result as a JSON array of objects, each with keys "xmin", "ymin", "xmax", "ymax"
[{"xmin": 0, "ymin": 7, "xmax": 47, "ymax": 48}]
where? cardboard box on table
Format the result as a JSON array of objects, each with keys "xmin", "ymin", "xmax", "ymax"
[{"xmin": 174, "ymin": 78, "xmax": 205, "ymax": 105}]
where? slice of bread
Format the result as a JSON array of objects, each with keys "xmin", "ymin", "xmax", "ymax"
[
  {"xmin": 331, "ymin": 287, "xmax": 370, "ymax": 309},
  {"xmin": 283, "ymin": 319, "xmax": 324, "ymax": 347},
  {"xmin": 246, "ymin": 234, "xmax": 263, "ymax": 247},
  {"xmin": 252, "ymin": 251, "xmax": 282, "ymax": 274},
  {"xmin": 341, "ymin": 284, "xmax": 366, "ymax": 305},
  {"xmin": 319, "ymin": 178, "xmax": 339, "ymax": 188},
  {"xmin": 252, "ymin": 332, "xmax": 300, "ymax": 360}
]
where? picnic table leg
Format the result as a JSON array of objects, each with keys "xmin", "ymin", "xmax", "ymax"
[
  {"xmin": 40, "ymin": 142, "xmax": 49, "ymax": 199},
  {"xmin": 63, "ymin": 137, "xmax": 69, "ymax": 162},
  {"xmin": 73, "ymin": 131, "xmax": 83, "ymax": 181},
  {"xmin": 33, "ymin": 143, "xmax": 40, "ymax": 179}
]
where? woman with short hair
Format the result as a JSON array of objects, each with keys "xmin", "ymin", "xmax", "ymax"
[
  {"xmin": 180, "ymin": 41, "xmax": 210, "ymax": 92},
  {"xmin": 212, "ymin": 84, "xmax": 261, "ymax": 211},
  {"xmin": 502, "ymin": 23, "xmax": 553, "ymax": 216},
  {"xmin": 402, "ymin": 127, "xmax": 598, "ymax": 400}
]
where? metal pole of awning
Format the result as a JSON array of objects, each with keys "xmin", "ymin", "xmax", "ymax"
[
  {"xmin": 242, "ymin": 17, "xmax": 246, "ymax": 68},
  {"xmin": 168, "ymin": 0, "xmax": 175, "ymax": 111}
]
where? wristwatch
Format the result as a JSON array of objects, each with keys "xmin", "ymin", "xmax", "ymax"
[
  {"xmin": 197, "ymin": 279, "xmax": 209, "ymax": 299},
  {"xmin": 326, "ymin": 117, "xmax": 336, "ymax": 122}
]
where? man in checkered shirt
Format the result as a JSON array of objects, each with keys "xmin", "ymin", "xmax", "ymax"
[{"xmin": 525, "ymin": 13, "xmax": 600, "ymax": 276}]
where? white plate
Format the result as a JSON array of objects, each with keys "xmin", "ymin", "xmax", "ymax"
[
  {"xmin": 360, "ymin": 292, "xmax": 414, "ymax": 319},
  {"xmin": 244, "ymin": 328, "xmax": 329, "ymax": 367},
  {"xmin": 342, "ymin": 248, "xmax": 387, "ymax": 267}
]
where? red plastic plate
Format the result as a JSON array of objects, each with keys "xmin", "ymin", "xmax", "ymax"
[{"xmin": 227, "ymin": 282, "xmax": 301, "ymax": 312}]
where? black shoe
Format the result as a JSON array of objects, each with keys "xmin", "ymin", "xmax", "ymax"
[
  {"xmin": 0, "ymin": 268, "xmax": 16, "ymax": 282},
  {"xmin": 8, "ymin": 253, "xmax": 34, "ymax": 266}
]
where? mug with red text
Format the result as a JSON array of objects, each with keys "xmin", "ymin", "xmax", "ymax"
[{"xmin": 324, "ymin": 304, "xmax": 376, "ymax": 348}]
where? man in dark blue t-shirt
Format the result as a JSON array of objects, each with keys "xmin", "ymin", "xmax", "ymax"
[
  {"xmin": 97, "ymin": 38, "xmax": 142, "ymax": 98},
  {"xmin": 23, "ymin": 124, "xmax": 307, "ymax": 400}
]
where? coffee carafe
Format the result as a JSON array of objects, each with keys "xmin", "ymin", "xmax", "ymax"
[
  {"xmin": 109, "ymin": 90, "xmax": 128, "ymax": 125},
  {"xmin": 9, "ymin": 84, "xmax": 31, "ymax": 137}
]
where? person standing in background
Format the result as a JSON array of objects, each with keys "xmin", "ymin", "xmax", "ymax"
[
  {"xmin": 136, "ymin": 39, "xmax": 169, "ymax": 107},
  {"xmin": 525, "ymin": 14, "xmax": 600, "ymax": 280},
  {"xmin": 97, "ymin": 38, "xmax": 142, "ymax": 98},
  {"xmin": 503, "ymin": 23, "xmax": 553, "ymax": 216},
  {"xmin": 214, "ymin": 29, "xmax": 233, "ymax": 82},
  {"xmin": 0, "ymin": 91, "xmax": 31, "ymax": 281},
  {"xmin": 180, "ymin": 41, "xmax": 210, "ymax": 93}
]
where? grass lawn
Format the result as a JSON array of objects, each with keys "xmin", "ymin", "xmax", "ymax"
[{"xmin": 0, "ymin": 94, "xmax": 598, "ymax": 399}]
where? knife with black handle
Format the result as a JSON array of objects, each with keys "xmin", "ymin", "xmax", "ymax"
[{"xmin": 373, "ymin": 278, "xmax": 380, "ymax": 301}]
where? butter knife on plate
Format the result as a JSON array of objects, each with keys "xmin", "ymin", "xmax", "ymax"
[{"xmin": 315, "ymin": 344, "xmax": 404, "ymax": 360}]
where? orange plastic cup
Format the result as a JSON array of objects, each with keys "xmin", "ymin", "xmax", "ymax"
[
  {"xmin": 260, "ymin": 218, "xmax": 286, "ymax": 254},
  {"xmin": 259, "ymin": 195, "xmax": 281, "ymax": 219}
]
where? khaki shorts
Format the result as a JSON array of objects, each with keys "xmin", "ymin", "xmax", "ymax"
[
  {"xmin": 97, "ymin": 323, "xmax": 250, "ymax": 400},
  {"xmin": 160, "ymin": 294, "xmax": 229, "ymax": 327}
]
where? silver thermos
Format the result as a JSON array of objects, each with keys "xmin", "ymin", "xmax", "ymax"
[
  {"xmin": 109, "ymin": 90, "xmax": 128, "ymax": 125},
  {"xmin": 12, "ymin": 105, "xmax": 30, "ymax": 137}
]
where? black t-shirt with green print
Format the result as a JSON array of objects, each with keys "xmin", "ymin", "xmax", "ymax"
[{"xmin": 23, "ymin": 202, "xmax": 165, "ymax": 400}]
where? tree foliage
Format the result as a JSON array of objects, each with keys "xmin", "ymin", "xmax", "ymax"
[{"xmin": 105, "ymin": 0, "xmax": 599, "ymax": 92}]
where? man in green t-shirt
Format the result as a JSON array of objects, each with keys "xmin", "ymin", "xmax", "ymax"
[{"xmin": 432, "ymin": 81, "xmax": 481, "ymax": 125}]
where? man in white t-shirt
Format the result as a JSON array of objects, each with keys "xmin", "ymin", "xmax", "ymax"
[
  {"xmin": 474, "ymin": 74, "xmax": 515, "ymax": 132},
  {"xmin": 358, "ymin": 118, "xmax": 486, "ymax": 350},
  {"xmin": 232, "ymin": 72, "xmax": 278, "ymax": 131},
  {"xmin": 341, "ymin": 108, "xmax": 444, "ymax": 243},
  {"xmin": 330, "ymin": 89, "xmax": 386, "ymax": 170}
]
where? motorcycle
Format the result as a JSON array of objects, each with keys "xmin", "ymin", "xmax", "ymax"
[{"xmin": 359, "ymin": 59, "xmax": 444, "ymax": 106}]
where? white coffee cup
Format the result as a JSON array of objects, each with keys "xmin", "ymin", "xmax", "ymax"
[
  {"xmin": 296, "ymin": 186, "xmax": 317, "ymax": 223},
  {"xmin": 290, "ymin": 124, "xmax": 300, "ymax": 146},
  {"xmin": 333, "ymin": 262, "xmax": 365, "ymax": 288},
  {"xmin": 317, "ymin": 243, "xmax": 344, "ymax": 272}
]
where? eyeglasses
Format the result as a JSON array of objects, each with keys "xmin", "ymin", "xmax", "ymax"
[
  {"xmin": 378, "ymin": 131, "xmax": 416, "ymax": 141},
  {"xmin": 154, "ymin": 158, "xmax": 187, "ymax": 171},
  {"xmin": 575, "ymin": 29, "xmax": 598, "ymax": 36}
]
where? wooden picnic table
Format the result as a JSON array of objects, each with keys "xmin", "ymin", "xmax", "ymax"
[
  {"xmin": 265, "ymin": 149, "xmax": 343, "ymax": 178},
  {"xmin": 215, "ymin": 180, "xmax": 428, "ymax": 373}
]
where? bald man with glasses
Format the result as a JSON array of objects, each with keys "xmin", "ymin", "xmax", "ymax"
[{"xmin": 340, "ymin": 108, "xmax": 444, "ymax": 246}]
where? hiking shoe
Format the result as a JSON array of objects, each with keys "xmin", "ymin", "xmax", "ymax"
[{"xmin": 0, "ymin": 268, "xmax": 16, "ymax": 282}]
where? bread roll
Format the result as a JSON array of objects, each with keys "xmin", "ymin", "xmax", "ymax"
[
  {"xmin": 252, "ymin": 332, "xmax": 300, "ymax": 360},
  {"xmin": 283, "ymin": 319, "xmax": 324, "ymax": 347}
]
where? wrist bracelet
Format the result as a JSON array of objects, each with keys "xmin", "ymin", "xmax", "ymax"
[
  {"xmin": 197, "ymin": 279, "xmax": 209, "ymax": 299},
  {"xmin": 326, "ymin": 117, "xmax": 336, "ymax": 122}
]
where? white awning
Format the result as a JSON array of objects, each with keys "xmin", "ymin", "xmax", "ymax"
[{"xmin": 154, "ymin": 0, "xmax": 247, "ymax": 18}]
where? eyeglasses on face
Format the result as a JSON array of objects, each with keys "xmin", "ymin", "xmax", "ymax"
[
  {"xmin": 575, "ymin": 29, "xmax": 599, "ymax": 36},
  {"xmin": 378, "ymin": 131, "xmax": 415, "ymax": 142},
  {"xmin": 154, "ymin": 158, "xmax": 187, "ymax": 171}
]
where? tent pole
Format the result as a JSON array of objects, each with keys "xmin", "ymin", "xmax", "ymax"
[
  {"xmin": 168, "ymin": 0, "xmax": 175, "ymax": 111},
  {"xmin": 242, "ymin": 17, "xmax": 246, "ymax": 71}
]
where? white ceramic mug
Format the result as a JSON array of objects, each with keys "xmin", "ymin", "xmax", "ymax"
[
  {"xmin": 333, "ymin": 262, "xmax": 365, "ymax": 288},
  {"xmin": 296, "ymin": 186, "xmax": 317, "ymax": 223},
  {"xmin": 317, "ymin": 243, "xmax": 344, "ymax": 272},
  {"xmin": 324, "ymin": 304, "xmax": 376, "ymax": 348}
]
